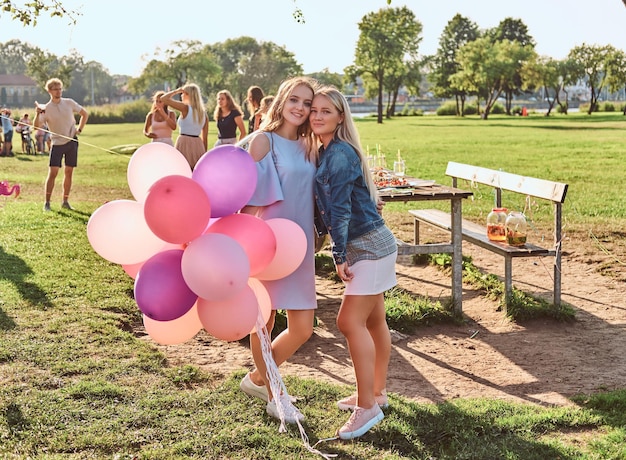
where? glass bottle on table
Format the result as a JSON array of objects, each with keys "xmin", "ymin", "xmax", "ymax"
[
  {"xmin": 393, "ymin": 160, "xmax": 405, "ymax": 177},
  {"xmin": 486, "ymin": 207, "xmax": 507, "ymax": 242},
  {"xmin": 505, "ymin": 211, "xmax": 527, "ymax": 246}
]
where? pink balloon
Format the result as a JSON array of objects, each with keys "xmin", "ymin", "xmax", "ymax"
[
  {"xmin": 255, "ymin": 218, "xmax": 307, "ymax": 281},
  {"xmin": 122, "ymin": 261, "xmax": 143, "ymax": 279},
  {"xmin": 197, "ymin": 285, "xmax": 258, "ymax": 341},
  {"xmin": 192, "ymin": 145, "xmax": 257, "ymax": 217},
  {"xmin": 205, "ymin": 213, "xmax": 276, "ymax": 276},
  {"xmin": 87, "ymin": 200, "xmax": 165, "ymax": 265},
  {"xmin": 127, "ymin": 143, "xmax": 192, "ymax": 203},
  {"xmin": 181, "ymin": 233, "xmax": 250, "ymax": 301},
  {"xmin": 144, "ymin": 175, "xmax": 211, "ymax": 244},
  {"xmin": 143, "ymin": 303, "xmax": 202, "ymax": 345},
  {"xmin": 247, "ymin": 278, "xmax": 272, "ymax": 334},
  {"xmin": 134, "ymin": 250, "xmax": 198, "ymax": 321}
]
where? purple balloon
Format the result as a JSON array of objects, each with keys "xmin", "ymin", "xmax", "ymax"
[
  {"xmin": 134, "ymin": 249, "xmax": 198, "ymax": 321},
  {"xmin": 192, "ymin": 145, "xmax": 257, "ymax": 217}
]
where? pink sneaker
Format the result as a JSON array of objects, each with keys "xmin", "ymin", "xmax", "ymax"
[
  {"xmin": 337, "ymin": 404, "xmax": 384, "ymax": 440},
  {"xmin": 337, "ymin": 390, "xmax": 388, "ymax": 411}
]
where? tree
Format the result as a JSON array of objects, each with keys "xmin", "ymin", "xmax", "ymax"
[
  {"xmin": 0, "ymin": 0, "xmax": 78, "ymax": 25},
  {"xmin": 429, "ymin": 14, "xmax": 480, "ymax": 116},
  {"xmin": 209, "ymin": 37, "xmax": 302, "ymax": 104},
  {"xmin": 605, "ymin": 48, "xmax": 626, "ymax": 115},
  {"xmin": 349, "ymin": 6, "xmax": 422, "ymax": 123},
  {"xmin": 568, "ymin": 43, "xmax": 618, "ymax": 114},
  {"xmin": 489, "ymin": 18, "xmax": 536, "ymax": 114},
  {"xmin": 129, "ymin": 40, "xmax": 221, "ymax": 99},
  {"xmin": 452, "ymin": 37, "xmax": 535, "ymax": 119},
  {"xmin": 306, "ymin": 69, "xmax": 343, "ymax": 89}
]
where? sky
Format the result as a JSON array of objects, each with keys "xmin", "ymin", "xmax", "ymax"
[{"xmin": 1, "ymin": 0, "xmax": 625, "ymax": 77}]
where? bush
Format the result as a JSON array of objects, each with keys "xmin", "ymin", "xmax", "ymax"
[
  {"xmin": 436, "ymin": 101, "xmax": 459, "ymax": 116},
  {"xmin": 603, "ymin": 102, "xmax": 615, "ymax": 112},
  {"xmin": 84, "ymin": 99, "xmax": 152, "ymax": 124},
  {"xmin": 490, "ymin": 102, "xmax": 505, "ymax": 114}
]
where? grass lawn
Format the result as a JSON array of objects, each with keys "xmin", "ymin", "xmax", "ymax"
[{"xmin": 0, "ymin": 113, "xmax": 625, "ymax": 459}]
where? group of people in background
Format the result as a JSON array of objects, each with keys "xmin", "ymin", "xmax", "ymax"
[
  {"xmin": 142, "ymin": 84, "xmax": 275, "ymax": 169},
  {"xmin": 0, "ymin": 108, "xmax": 52, "ymax": 157}
]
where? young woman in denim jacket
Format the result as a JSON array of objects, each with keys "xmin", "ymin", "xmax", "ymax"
[{"xmin": 310, "ymin": 86, "xmax": 397, "ymax": 440}]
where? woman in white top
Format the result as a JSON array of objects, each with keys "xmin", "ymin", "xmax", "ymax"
[{"xmin": 160, "ymin": 83, "xmax": 208, "ymax": 169}]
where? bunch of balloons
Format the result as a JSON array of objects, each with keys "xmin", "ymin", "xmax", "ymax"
[{"xmin": 87, "ymin": 143, "xmax": 307, "ymax": 345}]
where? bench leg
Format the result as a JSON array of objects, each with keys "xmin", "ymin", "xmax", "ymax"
[
  {"xmin": 451, "ymin": 198, "xmax": 463, "ymax": 315},
  {"xmin": 504, "ymin": 256, "xmax": 513, "ymax": 313},
  {"xmin": 413, "ymin": 219, "xmax": 420, "ymax": 245}
]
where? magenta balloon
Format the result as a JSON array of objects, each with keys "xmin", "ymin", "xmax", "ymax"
[
  {"xmin": 191, "ymin": 145, "xmax": 257, "ymax": 217},
  {"xmin": 127, "ymin": 143, "xmax": 192, "ymax": 203},
  {"xmin": 181, "ymin": 233, "xmax": 250, "ymax": 301},
  {"xmin": 197, "ymin": 285, "xmax": 258, "ymax": 341},
  {"xmin": 255, "ymin": 218, "xmax": 307, "ymax": 281},
  {"xmin": 205, "ymin": 213, "xmax": 276, "ymax": 276},
  {"xmin": 87, "ymin": 200, "xmax": 166, "ymax": 265},
  {"xmin": 134, "ymin": 249, "xmax": 198, "ymax": 321},
  {"xmin": 144, "ymin": 175, "xmax": 211, "ymax": 244},
  {"xmin": 143, "ymin": 303, "xmax": 202, "ymax": 345}
]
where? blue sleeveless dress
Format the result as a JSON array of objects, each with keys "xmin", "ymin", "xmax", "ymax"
[{"xmin": 247, "ymin": 132, "xmax": 317, "ymax": 311}]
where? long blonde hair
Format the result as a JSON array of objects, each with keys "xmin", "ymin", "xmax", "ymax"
[
  {"xmin": 314, "ymin": 85, "xmax": 378, "ymax": 202},
  {"xmin": 181, "ymin": 83, "xmax": 205, "ymax": 126},
  {"xmin": 261, "ymin": 77, "xmax": 318, "ymax": 161}
]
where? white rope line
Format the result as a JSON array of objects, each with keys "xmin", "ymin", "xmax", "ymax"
[{"xmin": 256, "ymin": 309, "xmax": 336, "ymax": 459}]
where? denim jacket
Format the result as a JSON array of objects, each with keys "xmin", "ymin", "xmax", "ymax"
[{"xmin": 314, "ymin": 138, "xmax": 384, "ymax": 264}]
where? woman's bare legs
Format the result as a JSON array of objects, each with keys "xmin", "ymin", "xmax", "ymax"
[
  {"xmin": 336, "ymin": 293, "xmax": 390, "ymax": 409},
  {"xmin": 249, "ymin": 309, "xmax": 315, "ymax": 399}
]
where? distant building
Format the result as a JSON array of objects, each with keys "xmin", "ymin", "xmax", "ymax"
[{"xmin": 0, "ymin": 74, "xmax": 45, "ymax": 107}]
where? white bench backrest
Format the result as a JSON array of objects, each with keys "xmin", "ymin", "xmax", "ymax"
[{"xmin": 446, "ymin": 161, "xmax": 568, "ymax": 204}]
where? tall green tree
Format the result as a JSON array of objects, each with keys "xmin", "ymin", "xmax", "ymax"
[
  {"xmin": 129, "ymin": 40, "xmax": 221, "ymax": 99},
  {"xmin": 452, "ymin": 37, "xmax": 535, "ymax": 120},
  {"xmin": 489, "ymin": 18, "xmax": 536, "ymax": 114},
  {"xmin": 210, "ymin": 37, "xmax": 302, "ymax": 104},
  {"xmin": 605, "ymin": 48, "xmax": 626, "ymax": 115},
  {"xmin": 348, "ymin": 6, "xmax": 422, "ymax": 123},
  {"xmin": 568, "ymin": 43, "xmax": 618, "ymax": 114},
  {"xmin": 429, "ymin": 14, "xmax": 480, "ymax": 116}
]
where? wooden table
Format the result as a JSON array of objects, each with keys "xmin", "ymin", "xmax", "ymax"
[{"xmin": 379, "ymin": 182, "xmax": 473, "ymax": 314}]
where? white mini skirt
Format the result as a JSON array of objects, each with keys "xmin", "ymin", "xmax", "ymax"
[{"xmin": 343, "ymin": 251, "xmax": 397, "ymax": 295}]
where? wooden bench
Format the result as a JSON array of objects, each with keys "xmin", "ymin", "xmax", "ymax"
[{"xmin": 410, "ymin": 161, "xmax": 568, "ymax": 310}]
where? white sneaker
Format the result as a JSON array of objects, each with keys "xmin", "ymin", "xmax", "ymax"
[
  {"xmin": 240, "ymin": 373, "xmax": 268, "ymax": 402},
  {"xmin": 266, "ymin": 396, "xmax": 305, "ymax": 424},
  {"xmin": 337, "ymin": 390, "xmax": 389, "ymax": 411},
  {"xmin": 337, "ymin": 404, "xmax": 384, "ymax": 440}
]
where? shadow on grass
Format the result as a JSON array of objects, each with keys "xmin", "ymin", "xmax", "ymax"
[{"xmin": 0, "ymin": 246, "xmax": 53, "ymax": 326}]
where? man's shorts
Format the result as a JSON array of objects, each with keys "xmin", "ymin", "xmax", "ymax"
[
  {"xmin": 50, "ymin": 138, "xmax": 78, "ymax": 167},
  {"xmin": 3, "ymin": 130, "xmax": 13, "ymax": 142}
]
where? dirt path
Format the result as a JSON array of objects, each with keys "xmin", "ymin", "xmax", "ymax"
[{"xmin": 153, "ymin": 233, "xmax": 626, "ymax": 407}]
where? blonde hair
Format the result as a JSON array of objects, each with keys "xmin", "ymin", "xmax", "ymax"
[
  {"xmin": 181, "ymin": 83, "xmax": 206, "ymax": 126},
  {"xmin": 45, "ymin": 77, "xmax": 63, "ymax": 91},
  {"xmin": 261, "ymin": 77, "xmax": 318, "ymax": 161},
  {"xmin": 213, "ymin": 89, "xmax": 243, "ymax": 120},
  {"xmin": 259, "ymin": 95, "xmax": 274, "ymax": 114},
  {"xmin": 313, "ymin": 85, "xmax": 378, "ymax": 203},
  {"xmin": 151, "ymin": 91, "xmax": 169, "ymax": 113}
]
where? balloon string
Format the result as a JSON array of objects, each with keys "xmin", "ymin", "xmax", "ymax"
[
  {"xmin": 1, "ymin": 113, "xmax": 129, "ymax": 158},
  {"xmin": 256, "ymin": 309, "xmax": 336, "ymax": 459}
]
